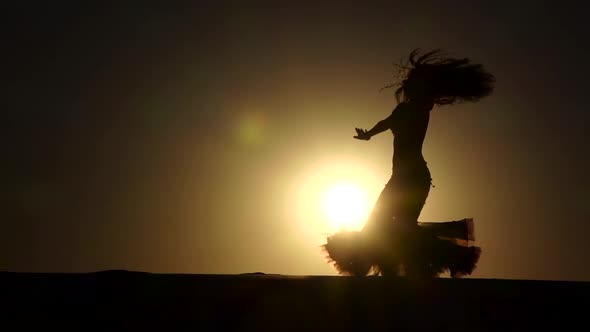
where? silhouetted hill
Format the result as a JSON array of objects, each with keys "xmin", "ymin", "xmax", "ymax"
[{"xmin": 2, "ymin": 271, "xmax": 588, "ymax": 331}]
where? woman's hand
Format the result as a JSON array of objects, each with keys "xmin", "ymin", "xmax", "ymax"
[{"xmin": 354, "ymin": 128, "xmax": 371, "ymax": 140}]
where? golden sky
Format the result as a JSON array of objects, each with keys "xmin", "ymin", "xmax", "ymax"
[{"xmin": 3, "ymin": 2, "xmax": 589, "ymax": 281}]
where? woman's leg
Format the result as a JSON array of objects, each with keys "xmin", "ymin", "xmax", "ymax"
[
  {"xmin": 362, "ymin": 180, "xmax": 397, "ymax": 234},
  {"xmin": 395, "ymin": 177, "xmax": 431, "ymax": 227},
  {"xmin": 394, "ymin": 174, "xmax": 433, "ymax": 277}
]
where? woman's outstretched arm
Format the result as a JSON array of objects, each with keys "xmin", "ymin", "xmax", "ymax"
[{"xmin": 353, "ymin": 106, "xmax": 398, "ymax": 140}]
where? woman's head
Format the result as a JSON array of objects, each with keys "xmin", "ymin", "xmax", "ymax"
[{"xmin": 384, "ymin": 49, "xmax": 495, "ymax": 106}]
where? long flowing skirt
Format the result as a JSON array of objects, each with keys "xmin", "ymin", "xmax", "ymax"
[{"xmin": 321, "ymin": 218, "xmax": 481, "ymax": 277}]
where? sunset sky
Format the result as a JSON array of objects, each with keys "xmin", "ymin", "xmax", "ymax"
[{"xmin": 4, "ymin": 2, "xmax": 589, "ymax": 281}]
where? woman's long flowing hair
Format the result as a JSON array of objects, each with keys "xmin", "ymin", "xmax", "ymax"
[{"xmin": 383, "ymin": 49, "xmax": 495, "ymax": 106}]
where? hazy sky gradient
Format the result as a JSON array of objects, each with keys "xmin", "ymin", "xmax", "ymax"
[{"xmin": 3, "ymin": 2, "xmax": 589, "ymax": 280}]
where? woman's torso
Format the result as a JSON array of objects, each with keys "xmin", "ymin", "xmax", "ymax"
[{"xmin": 388, "ymin": 101, "xmax": 433, "ymax": 176}]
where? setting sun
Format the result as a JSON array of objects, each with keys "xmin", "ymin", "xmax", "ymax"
[
  {"xmin": 321, "ymin": 182, "xmax": 369, "ymax": 230},
  {"xmin": 291, "ymin": 157, "xmax": 386, "ymax": 241}
]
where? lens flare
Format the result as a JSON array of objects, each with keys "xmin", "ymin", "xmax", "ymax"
[{"xmin": 235, "ymin": 111, "xmax": 267, "ymax": 147}]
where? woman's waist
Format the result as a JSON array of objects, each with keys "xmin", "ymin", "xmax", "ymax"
[
  {"xmin": 392, "ymin": 158, "xmax": 430, "ymax": 175},
  {"xmin": 392, "ymin": 155, "xmax": 428, "ymax": 167}
]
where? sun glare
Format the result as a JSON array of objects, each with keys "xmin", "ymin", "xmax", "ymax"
[
  {"xmin": 291, "ymin": 157, "xmax": 386, "ymax": 240},
  {"xmin": 322, "ymin": 182, "xmax": 369, "ymax": 230}
]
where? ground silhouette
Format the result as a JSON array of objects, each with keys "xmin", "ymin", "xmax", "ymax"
[{"xmin": 2, "ymin": 270, "xmax": 589, "ymax": 331}]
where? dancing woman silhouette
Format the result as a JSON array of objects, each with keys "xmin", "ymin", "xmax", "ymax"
[{"xmin": 322, "ymin": 49, "xmax": 495, "ymax": 277}]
